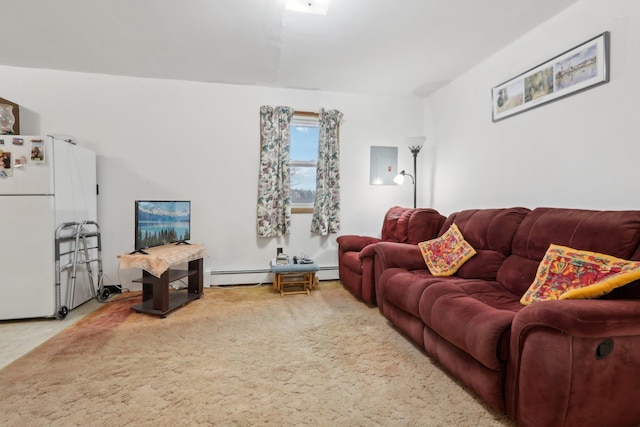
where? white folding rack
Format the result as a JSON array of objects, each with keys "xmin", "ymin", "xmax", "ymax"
[{"xmin": 54, "ymin": 221, "xmax": 103, "ymax": 319}]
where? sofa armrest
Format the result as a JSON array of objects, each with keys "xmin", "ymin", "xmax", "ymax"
[
  {"xmin": 374, "ymin": 241, "xmax": 426, "ymax": 271},
  {"xmin": 512, "ymin": 299, "xmax": 640, "ymax": 339},
  {"xmin": 359, "ymin": 243, "xmax": 377, "ymax": 259},
  {"xmin": 336, "ymin": 235, "xmax": 381, "ymax": 253},
  {"xmin": 506, "ymin": 299, "xmax": 640, "ymax": 427}
]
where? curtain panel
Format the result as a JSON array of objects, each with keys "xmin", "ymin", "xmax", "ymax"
[
  {"xmin": 256, "ymin": 106, "xmax": 294, "ymax": 237},
  {"xmin": 311, "ymin": 108, "xmax": 343, "ymax": 235}
]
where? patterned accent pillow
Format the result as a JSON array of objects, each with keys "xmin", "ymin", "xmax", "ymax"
[
  {"xmin": 520, "ymin": 244, "xmax": 640, "ymax": 305},
  {"xmin": 418, "ymin": 223, "xmax": 476, "ymax": 276}
]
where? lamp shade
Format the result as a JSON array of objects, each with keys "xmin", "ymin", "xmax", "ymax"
[{"xmin": 406, "ymin": 136, "xmax": 426, "ymax": 151}]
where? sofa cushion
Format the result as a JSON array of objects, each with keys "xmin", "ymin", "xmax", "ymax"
[
  {"xmin": 383, "ymin": 272, "xmax": 459, "ymax": 318},
  {"xmin": 437, "ymin": 208, "xmax": 530, "ymax": 280},
  {"xmin": 419, "ymin": 280, "xmax": 521, "ymax": 370},
  {"xmin": 520, "ymin": 244, "xmax": 640, "ymax": 305},
  {"xmin": 419, "ymin": 223, "xmax": 476, "ymax": 276},
  {"xmin": 406, "ymin": 209, "xmax": 446, "ymax": 244},
  {"xmin": 500, "ymin": 208, "xmax": 640, "ymax": 296},
  {"xmin": 455, "ymin": 249, "xmax": 507, "ymax": 281},
  {"xmin": 380, "ymin": 206, "xmax": 413, "ymax": 242}
]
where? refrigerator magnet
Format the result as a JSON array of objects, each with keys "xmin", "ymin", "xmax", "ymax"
[
  {"xmin": 31, "ymin": 140, "xmax": 44, "ymax": 162},
  {"xmin": 14, "ymin": 155, "xmax": 27, "ymax": 168},
  {"xmin": 1, "ymin": 151, "xmax": 12, "ymax": 176}
]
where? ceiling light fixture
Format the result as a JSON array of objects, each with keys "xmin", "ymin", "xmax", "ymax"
[{"xmin": 285, "ymin": 0, "xmax": 331, "ymax": 15}]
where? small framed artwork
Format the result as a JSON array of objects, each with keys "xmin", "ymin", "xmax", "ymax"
[{"xmin": 492, "ymin": 32, "xmax": 610, "ymax": 122}]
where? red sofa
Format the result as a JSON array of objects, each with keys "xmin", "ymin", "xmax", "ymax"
[
  {"xmin": 374, "ymin": 207, "xmax": 640, "ymax": 427},
  {"xmin": 336, "ymin": 206, "xmax": 444, "ymax": 305}
]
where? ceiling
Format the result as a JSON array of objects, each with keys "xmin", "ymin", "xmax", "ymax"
[{"xmin": 3, "ymin": 0, "xmax": 579, "ymax": 97}]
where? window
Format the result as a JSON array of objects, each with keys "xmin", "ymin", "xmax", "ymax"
[{"xmin": 290, "ymin": 112, "xmax": 319, "ymax": 213}]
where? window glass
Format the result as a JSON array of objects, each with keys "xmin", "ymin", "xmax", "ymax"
[{"xmin": 290, "ymin": 114, "xmax": 318, "ymax": 209}]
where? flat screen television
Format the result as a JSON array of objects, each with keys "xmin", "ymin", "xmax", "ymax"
[{"xmin": 134, "ymin": 200, "xmax": 191, "ymax": 253}]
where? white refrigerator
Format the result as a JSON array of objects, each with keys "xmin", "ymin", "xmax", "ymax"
[{"xmin": 0, "ymin": 135, "xmax": 97, "ymax": 320}]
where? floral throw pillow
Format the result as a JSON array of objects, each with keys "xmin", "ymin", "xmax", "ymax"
[
  {"xmin": 418, "ymin": 223, "xmax": 476, "ymax": 276},
  {"xmin": 520, "ymin": 244, "xmax": 640, "ymax": 305}
]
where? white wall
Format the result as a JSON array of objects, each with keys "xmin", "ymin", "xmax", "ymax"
[
  {"xmin": 0, "ymin": 67, "xmax": 423, "ymax": 286},
  {"xmin": 424, "ymin": 0, "xmax": 640, "ymax": 216}
]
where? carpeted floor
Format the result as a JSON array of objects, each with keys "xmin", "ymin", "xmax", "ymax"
[{"xmin": 0, "ymin": 281, "xmax": 515, "ymax": 426}]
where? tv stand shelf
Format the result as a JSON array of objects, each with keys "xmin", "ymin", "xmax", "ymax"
[
  {"xmin": 119, "ymin": 243, "xmax": 207, "ymax": 318},
  {"xmin": 132, "ymin": 268, "xmax": 197, "ymax": 284}
]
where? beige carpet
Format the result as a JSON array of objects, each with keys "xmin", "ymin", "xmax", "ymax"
[{"xmin": 0, "ymin": 281, "xmax": 514, "ymax": 426}]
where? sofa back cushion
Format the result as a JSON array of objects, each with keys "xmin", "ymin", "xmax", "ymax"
[
  {"xmin": 380, "ymin": 206, "xmax": 413, "ymax": 242},
  {"xmin": 610, "ymin": 244, "xmax": 640, "ymax": 299},
  {"xmin": 380, "ymin": 206, "xmax": 445, "ymax": 243},
  {"xmin": 437, "ymin": 207, "xmax": 530, "ymax": 280},
  {"xmin": 406, "ymin": 209, "xmax": 446, "ymax": 244},
  {"xmin": 498, "ymin": 207, "xmax": 640, "ymax": 296}
]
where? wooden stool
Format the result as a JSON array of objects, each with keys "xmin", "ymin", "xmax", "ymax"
[{"xmin": 270, "ymin": 260, "xmax": 319, "ymax": 296}]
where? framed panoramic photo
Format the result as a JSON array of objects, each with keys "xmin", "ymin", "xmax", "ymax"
[{"xmin": 492, "ymin": 32, "xmax": 610, "ymax": 122}]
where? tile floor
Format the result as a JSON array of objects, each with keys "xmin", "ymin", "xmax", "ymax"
[{"xmin": 0, "ymin": 299, "xmax": 102, "ymax": 370}]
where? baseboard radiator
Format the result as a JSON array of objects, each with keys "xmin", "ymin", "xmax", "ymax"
[{"xmin": 208, "ymin": 266, "xmax": 338, "ymax": 286}]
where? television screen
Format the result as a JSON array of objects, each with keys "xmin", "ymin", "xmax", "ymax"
[{"xmin": 135, "ymin": 200, "xmax": 191, "ymax": 252}]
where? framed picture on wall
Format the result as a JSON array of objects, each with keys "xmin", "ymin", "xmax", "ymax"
[
  {"xmin": 0, "ymin": 98, "xmax": 20, "ymax": 134},
  {"xmin": 491, "ymin": 32, "xmax": 610, "ymax": 122}
]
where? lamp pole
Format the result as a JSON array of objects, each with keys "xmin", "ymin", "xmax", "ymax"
[
  {"xmin": 408, "ymin": 144, "xmax": 423, "ymax": 208},
  {"xmin": 395, "ymin": 137, "xmax": 425, "ymax": 209}
]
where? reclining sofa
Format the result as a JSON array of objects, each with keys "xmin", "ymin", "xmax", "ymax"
[
  {"xmin": 336, "ymin": 206, "xmax": 444, "ymax": 305},
  {"xmin": 373, "ymin": 207, "xmax": 640, "ymax": 427}
]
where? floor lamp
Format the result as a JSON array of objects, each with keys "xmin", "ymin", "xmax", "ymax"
[{"xmin": 394, "ymin": 137, "xmax": 425, "ymax": 208}]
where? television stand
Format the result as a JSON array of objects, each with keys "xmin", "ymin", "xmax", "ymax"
[
  {"xmin": 119, "ymin": 243, "xmax": 207, "ymax": 318},
  {"xmin": 131, "ymin": 259, "xmax": 202, "ymax": 318}
]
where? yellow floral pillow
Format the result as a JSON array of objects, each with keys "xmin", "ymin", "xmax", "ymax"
[
  {"xmin": 418, "ymin": 223, "xmax": 476, "ymax": 276},
  {"xmin": 520, "ymin": 244, "xmax": 640, "ymax": 305}
]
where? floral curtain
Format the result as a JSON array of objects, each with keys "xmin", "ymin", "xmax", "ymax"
[
  {"xmin": 257, "ymin": 106, "xmax": 294, "ymax": 237},
  {"xmin": 311, "ymin": 108, "xmax": 343, "ymax": 235}
]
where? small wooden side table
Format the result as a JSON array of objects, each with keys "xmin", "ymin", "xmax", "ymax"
[{"xmin": 270, "ymin": 259, "xmax": 319, "ymax": 296}]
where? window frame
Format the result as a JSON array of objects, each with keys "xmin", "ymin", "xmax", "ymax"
[{"xmin": 290, "ymin": 111, "xmax": 319, "ymax": 214}]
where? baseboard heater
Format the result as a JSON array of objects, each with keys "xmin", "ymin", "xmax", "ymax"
[{"xmin": 210, "ymin": 266, "xmax": 338, "ymax": 275}]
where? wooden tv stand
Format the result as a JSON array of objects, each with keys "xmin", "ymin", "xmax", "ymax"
[{"xmin": 119, "ymin": 243, "xmax": 207, "ymax": 318}]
